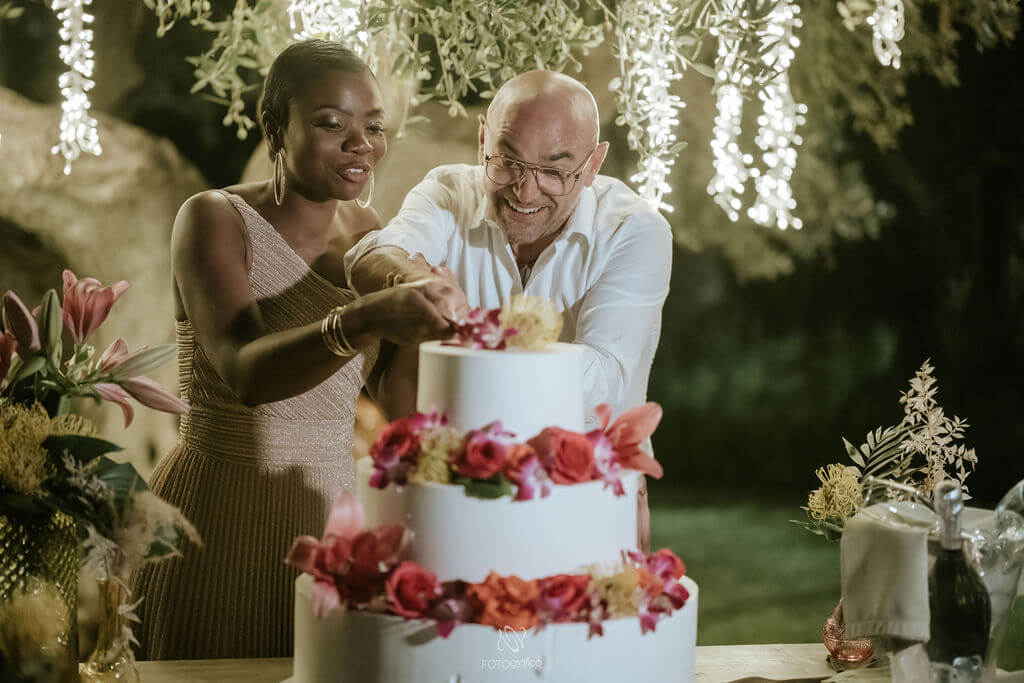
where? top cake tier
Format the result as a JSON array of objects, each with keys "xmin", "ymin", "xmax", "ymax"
[{"xmin": 416, "ymin": 341, "xmax": 585, "ymax": 437}]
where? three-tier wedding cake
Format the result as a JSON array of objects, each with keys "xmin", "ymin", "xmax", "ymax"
[{"xmin": 289, "ymin": 338, "xmax": 698, "ymax": 682}]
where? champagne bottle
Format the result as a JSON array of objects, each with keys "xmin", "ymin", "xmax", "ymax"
[{"xmin": 926, "ymin": 480, "xmax": 991, "ymax": 667}]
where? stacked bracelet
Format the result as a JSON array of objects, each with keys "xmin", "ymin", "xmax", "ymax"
[{"xmin": 321, "ymin": 306, "xmax": 357, "ymax": 357}]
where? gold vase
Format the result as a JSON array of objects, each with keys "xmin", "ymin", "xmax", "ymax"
[
  {"xmin": 0, "ymin": 508, "xmax": 81, "ymax": 681},
  {"xmin": 79, "ymin": 579, "xmax": 140, "ymax": 683}
]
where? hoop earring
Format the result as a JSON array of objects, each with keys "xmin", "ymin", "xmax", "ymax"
[
  {"xmin": 356, "ymin": 170, "xmax": 374, "ymax": 209},
  {"xmin": 273, "ymin": 150, "xmax": 285, "ymax": 206}
]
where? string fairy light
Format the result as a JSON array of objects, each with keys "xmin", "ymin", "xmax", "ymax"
[
  {"xmin": 51, "ymin": 0, "xmax": 101, "ymax": 175},
  {"xmin": 706, "ymin": 1, "xmax": 753, "ymax": 222},
  {"xmin": 866, "ymin": 0, "xmax": 905, "ymax": 68},
  {"xmin": 613, "ymin": 0, "xmax": 687, "ymax": 213},
  {"xmin": 707, "ymin": 0, "xmax": 806, "ymax": 229},
  {"xmin": 747, "ymin": 1, "xmax": 806, "ymax": 230},
  {"xmin": 286, "ymin": 0, "xmax": 370, "ymax": 56}
]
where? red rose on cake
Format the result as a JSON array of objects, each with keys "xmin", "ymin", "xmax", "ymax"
[
  {"xmin": 386, "ymin": 561, "xmax": 443, "ymax": 619},
  {"xmin": 453, "ymin": 421, "xmax": 513, "ymax": 480},
  {"xmin": 528, "ymin": 427, "xmax": 596, "ymax": 484},
  {"xmin": 468, "ymin": 571, "xmax": 540, "ymax": 631},
  {"xmin": 537, "ymin": 573, "xmax": 592, "ymax": 623}
]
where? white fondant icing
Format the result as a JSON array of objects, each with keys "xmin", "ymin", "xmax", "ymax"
[
  {"xmin": 357, "ymin": 458, "xmax": 641, "ymax": 583},
  {"xmin": 416, "ymin": 341, "xmax": 585, "ymax": 437},
  {"xmin": 292, "ymin": 572, "xmax": 698, "ymax": 683}
]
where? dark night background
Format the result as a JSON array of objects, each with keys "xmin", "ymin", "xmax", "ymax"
[{"xmin": 2, "ymin": 1, "xmax": 1021, "ymax": 508}]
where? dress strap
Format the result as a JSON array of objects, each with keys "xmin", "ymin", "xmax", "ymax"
[{"xmin": 216, "ymin": 190, "xmax": 255, "ymax": 274}]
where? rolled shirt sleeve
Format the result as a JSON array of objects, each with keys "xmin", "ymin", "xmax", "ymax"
[
  {"xmin": 343, "ymin": 168, "xmax": 458, "ymax": 282},
  {"xmin": 574, "ymin": 213, "xmax": 673, "ymax": 426}
]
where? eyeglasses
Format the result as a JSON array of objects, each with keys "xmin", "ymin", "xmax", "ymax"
[{"xmin": 483, "ymin": 150, "xmax": 595, "ymax": 197}]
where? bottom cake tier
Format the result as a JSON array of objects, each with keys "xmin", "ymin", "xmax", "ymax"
[{"xmin": 290, "ymin": 573, "xmax": 699, "ymax": 683}]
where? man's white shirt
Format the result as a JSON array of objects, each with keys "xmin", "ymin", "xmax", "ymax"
[{"xmin": 344, "ymin": 164, "xmax": 673, "ymax": 429}]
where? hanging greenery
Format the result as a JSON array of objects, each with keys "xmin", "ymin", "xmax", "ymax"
[{"xmin": 0, "ymin": 0, "xmax": 1019, "ymax": 277}]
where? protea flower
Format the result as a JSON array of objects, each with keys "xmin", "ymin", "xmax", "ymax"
[{"xmin": 61, "ymin": 270, "xmax": 129, "ymax": 344}]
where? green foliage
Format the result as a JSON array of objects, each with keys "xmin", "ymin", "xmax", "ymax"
[
  {"xmin": 370, "ymin": 0, "xmax": 604, "ymax": 117},
  {"xmin": 451, "ymin": 472, "xmax": 514, "ymax": 500}
]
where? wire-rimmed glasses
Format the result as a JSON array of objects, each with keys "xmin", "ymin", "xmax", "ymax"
[{"xmin": 482, "ymin": 151, "xmax": 595, "ymax": 197}]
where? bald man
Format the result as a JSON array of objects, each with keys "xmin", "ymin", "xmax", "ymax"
[{"xmin": 345, "ymin": 71, "xmax": 672, "ymax": 433}]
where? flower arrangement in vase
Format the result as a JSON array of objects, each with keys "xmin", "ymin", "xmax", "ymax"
[
  {"xmin": 0, "ymin": 271, "xmax": 200, "ymax": 683},
  {"xmin": 795, "ymin": 359, "xmax": 978, "ymax": 666}
]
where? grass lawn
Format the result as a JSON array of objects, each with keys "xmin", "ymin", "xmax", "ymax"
[{"xmin": 649, "ymin": 486, "xmax": 1023, "ymax": 667}]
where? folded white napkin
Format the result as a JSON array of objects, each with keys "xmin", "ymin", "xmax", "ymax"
[{"xmin": 840, "ymin": 502, "xmax": 936, "ymax": 641}]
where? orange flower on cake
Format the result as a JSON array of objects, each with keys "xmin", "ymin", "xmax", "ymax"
[{"xmin": 468, "ymin": 572, "xmax": 540, "ymax": 631}]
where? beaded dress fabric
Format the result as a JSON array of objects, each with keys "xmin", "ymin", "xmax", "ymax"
[{"xmin": 134, "ymin": 192, "xmax": 372, "ymax": 659}]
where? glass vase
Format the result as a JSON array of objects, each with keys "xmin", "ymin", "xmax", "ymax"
[
  {"xmin": 0, "ymin": 508, "xmax": 80, "ymax": 681},
  {"xmin": 823, "ymin": 598, "xmax": 874, "ymax": 665},
  {"xmin": 79, "ymin": 579, "xmax": 140, "ymax": 683}
]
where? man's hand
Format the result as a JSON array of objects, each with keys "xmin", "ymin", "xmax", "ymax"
[{"xmin": 377, "ymin": 252, "xmax": 470, "ymax": 323}]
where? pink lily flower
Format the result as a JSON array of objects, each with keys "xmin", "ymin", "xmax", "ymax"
[
  {"xmin": 286, "ymin": 493, "xmax": 406, "ymax": 618},
  {"xmin": 92, "ymin": 382, "xmax": 136, "ymax": 427},
  {"xmin": 2, "ymin": 290, "xmax": 41, "ymax": 358},
  {"xmin": 121, "ymin": 376, "xmax": 190, "ymax": 416},
  {"xmin": 61, "ymin": 270, "xmax": 129, "ymax": 344},
  {"xmin": 0, "ymin": 331, "xmax": 17, "ymax": 388},
  {"xmin": 99, "ymin": 338, "xmax": 130, "ymax": 373},
  {"xmin": 592, "ymin": 403, "xmax": 664, "ymax": 478}
]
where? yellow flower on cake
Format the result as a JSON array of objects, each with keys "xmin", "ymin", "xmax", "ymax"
[
  {"xmin": 501, "ymin": 295, "xmax": 562, "ymax": 350},
  {"xmin": 410, "ymin": 426, "xmax": 461, "ymax": 484},
  {"xmin": 589, "ymin": 567, "xmax": 641, "ymax": 617}
]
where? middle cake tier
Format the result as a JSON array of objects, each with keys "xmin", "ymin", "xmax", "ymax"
[{"xmin": 356, "ymin": 457, "xmax": 641, "ymax": 583}]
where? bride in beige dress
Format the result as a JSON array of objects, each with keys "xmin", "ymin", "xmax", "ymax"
[{"xmin": 133, "ymin": 40, "xmax": 463, "ymax": 659}]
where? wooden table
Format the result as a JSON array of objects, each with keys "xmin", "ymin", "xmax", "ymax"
[{"xmin": 136, "ymin": 643, "xmax": 835, "ymax": 682}]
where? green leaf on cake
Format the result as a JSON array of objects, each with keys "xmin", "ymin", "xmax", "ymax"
[{"xmin": 452, "ymin": 473, "xmax": 514, "ymax": 500}]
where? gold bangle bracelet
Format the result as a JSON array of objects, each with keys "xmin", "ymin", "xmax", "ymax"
[{"xmin": 321, "ymin": 306, "xmax": 356, "ymax": 357}]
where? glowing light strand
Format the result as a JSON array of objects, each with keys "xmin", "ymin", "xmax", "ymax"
[
  {"xmin": 51, "ymin": 0, "xmax": 101, "ymax": 175},
  {"xmin": 706, "ymin": 1, "xmax": 753, "ymax": 222},
  {"xmin": 747, "ymin": 1, "xmax": 806, "ymax": 230},
  {"xmin": 287, "ymin": 0, "xmax": 370, "ymax": 57},
  {"xmin": 866, "ymin": 0, "xmax": 904, "ymax": 68},
  {"xmin": 613, "ymin": 0, "xmax": 687, "ymax": 213}
]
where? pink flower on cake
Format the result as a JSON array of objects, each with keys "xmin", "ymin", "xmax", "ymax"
[
  {"xmin": 629, "ymin": 549, "xmax": 690, "ymax": 614},
  {"xmin": 537, "ymin": 573, "xmax": 591, "ymax": 625},
  {"xmin": 592, "ymin": 403, "xmax": 664, "ymax": 478},
  {"xmin": 369, "ymin": 416, "xmax": 423, "ymax": 488},
  {"xmin": 528, "ymin": 427, "xmax": 596, "ymax": 484},
  {"xmin": 446, "ymin": 307, "xmax": 518, "ymax": 350},
  {"xmin": 588, "ymin": 430, "xmax": 625, "ymax": 496},
  {"xmin": 503, "ymin": 444, "xmax": 551, "ymax": 501},
  {"xmin": 286, "ymin": 494, "xmax": 406, "ymax": 617},
  {"xmin": 453, "ymin": 421, "xmax": 514, "ymax": 480},
  {"xmin": 61, "ymin": 269, "xmax": 129, "ymax": 344},
  {"xmin": 427, "ymin": 581, "xmax": 475, "ymax": 638},
  {"xmin": 386, "ymin": 561, "xmax": 443, "ymax": 619}
]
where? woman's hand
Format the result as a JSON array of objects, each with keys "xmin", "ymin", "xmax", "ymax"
[{"xmin": 344, "ymin": 278, "xmax": 456, "ymax": 346}]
